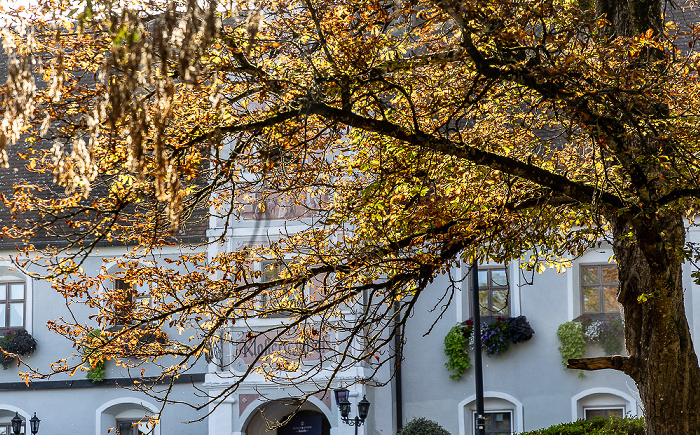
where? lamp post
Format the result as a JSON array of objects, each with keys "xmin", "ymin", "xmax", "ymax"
[
  {"xmin": 11, "ymin": 412, "xmax": 40, "ymax": 435},
  {"xmin": 334, "ymin": 388, "xmax": 370, "ymax": 435},
  {"xmin": 471, "ymin": 260, "xmax": 486, "ymax": 435}
]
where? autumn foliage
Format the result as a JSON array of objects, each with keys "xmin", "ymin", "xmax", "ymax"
[{"xmin": 1, "ymin": 0, "xmax": 700, "ymax": 432}]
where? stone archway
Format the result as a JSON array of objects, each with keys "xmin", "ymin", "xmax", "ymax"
[{"xmin": 244, "ymin": 400, "xmax": 330, "ymax": 435}]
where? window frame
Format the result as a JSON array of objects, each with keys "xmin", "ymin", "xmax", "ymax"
[
  {"xmin": 258, "ymin": 260, "xmax": 303, "ymax": 317},
  {"xmin": 472, "ymin": 410, "xmax": 513, "ymax": 435},
  {"xmin": 108, "ymin": 277, "xmax": 151, "ymax": 328},
  {"xmin": 0, "ymin": 281, "xmax": 26, "ymax": 331},
  {"xmin": 0, "ymin": 423, "xmax": 20, "ymax": 435},
  {"xmin": 583, "ymin": 406, "xmax": 625, "ymax": 420},
  {"xmin": 470, "ymin": 266, "xmax": 510, "ymax": 318},
  {"xmin": 116, "ymin": 419, "xmax": 154, "ymax": 435},
  {"xmin": 580, "ymin": 264, "xmax": 620, "ymax": 315}
]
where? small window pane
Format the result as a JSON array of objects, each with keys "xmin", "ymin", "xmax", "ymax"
[
  {"xmin": 603, "ymin": 286, "xmax": 620, "ymax": 312},
  {"xmin": 492, "ymin": 289, "xmax": 508, "ymax": 314},
  {"xmin": 583, "ymin": 288, "xmax": 600, "ymax": 312},
  {"xmin": 118, "ymin": 422, "xmax": 135, "ymax": 435},
  {"xmin": 478, "ymin": 270, "xmax": 489, "ymax": 288},
  {"xmin": 9, "ymin": 283, "xmax": 24, "ymax": 300},
  {"xmin": 0, "ymin": 425, "xmax": 7, "ymax": 435},
  {"xmin": 9, "ymin": 303, "xmax": 23, "ymax": 327},
  {"xmin": 479, "ymin": 289, "xmax": 489, "ymax": 314},
  {"xmin": 483, "ymin": 411, "xmax": 512, "ymax": 435},
  {"xmin": 263, "ymin": 263, "xmax": 282, "ymax": 282},
  {"xmin": 135, "ymin": 295, "xmax": 150, "ymax": 307},
  {"xmin": 0, "ymin": 284, "xmax": 7, "ymax": 301},
  {"xmin": 602, "ymin": 267, "xmax": 618, "ymax": 283},
  {"xmin": 581, "ymin": 266, "xmax": 599, "ymax": 284},
  {"xmin": 491, "ymin": 270, "xmax": 508, "ymax": 287},
  {"xmin": 0, "ymin": 303, "xmax": 7, "ymax": 327}
]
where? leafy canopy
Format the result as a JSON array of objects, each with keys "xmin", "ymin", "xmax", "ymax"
[{"xmin": 0, "ymin": 0, "xmax": 699, "ymax": 410}]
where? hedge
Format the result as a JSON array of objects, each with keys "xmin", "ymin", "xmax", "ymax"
[{"xmin": 517, "ymin": 417, "xmax": 644, "ymax": 435}]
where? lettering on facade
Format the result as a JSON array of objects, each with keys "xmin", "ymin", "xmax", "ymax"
[{"xmin": 236, "ymin": 330, "xmax": 333, "ymax": 366}]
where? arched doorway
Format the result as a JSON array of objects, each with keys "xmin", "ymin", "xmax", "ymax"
[{"xmin": 244, "ymin": 400, "xmax": 330, "ymax": 435}]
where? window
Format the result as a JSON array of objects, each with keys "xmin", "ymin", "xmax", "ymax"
[
  {"xmin": 581, "ymin": 265, "xmax": 620, "ymax": 314},
  {"xmin": 258, "ymin": 261, "xmax": 296, "ymax": 317},
  {"xmin": 97, "ymin": 398, "xmax": 160, "ymax": 435},
  {"xmin": 473, "ymin": 268, "xmax": 509, "ymax": 317},
  {"xmin": 584, "ymin": 407, "xmax": 624, "ymax": 420},
  {"xmin": 0, "ymin": 420, "xmax": 27, "ymax": 435},
  {"xmin": 474, "ymin": 411, "xmax": 512, "ymax": 435},
  {"xmin": 116, "ymin": 419, "xmax": 155, "ymax": 435},
  {"xmin": 0, "ymin": 282, "xmax": 25, "ymax": 330},
  {"xmin": 110, "ymin": 278, "xmax": 150, "ymax": 327}
]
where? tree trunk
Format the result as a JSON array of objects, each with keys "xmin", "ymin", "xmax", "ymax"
[
  {"xmin": 612, "ymin": 213, "xmax": 700, "ymax": 434},
  {"xmin": 591, "ymin": 0, "xmax": 700, "ymax": 429},
  {"xmin": 596, "ymin": 0, "xmax": 661, "ymax": 37}
]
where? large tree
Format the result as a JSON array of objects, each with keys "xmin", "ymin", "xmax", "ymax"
[{"xmin": 1, "ymin": 0, "xmax": 700, "ymax": 433}]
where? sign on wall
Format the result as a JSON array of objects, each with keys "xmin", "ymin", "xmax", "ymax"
[{"xmin": 279, "ymin": 411, "xmax": 324, "ymax": 435}]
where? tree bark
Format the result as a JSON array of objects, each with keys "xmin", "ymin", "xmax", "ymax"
[
  {"xmin": 567, "ymin": 356, "xmax": 632, "ymax": 372},
  {"xmin": 589, "ymin": 0, "xmax": 700, "ymax": 432},
  {"xmin": 611, "ymin": 214, "xmax": 700, "ymax": 435},
  {"xmin": 596, "ymin": 0, "xmax": 661, "ymax": 37}
]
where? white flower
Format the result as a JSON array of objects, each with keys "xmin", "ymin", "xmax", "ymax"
[{"xmin": 584, "ymin": 321, "xmax": 605, "ymax": 341}]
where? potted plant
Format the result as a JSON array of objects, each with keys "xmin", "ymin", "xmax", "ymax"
[
  {"xmin": 0, "ymin": 329, "xmax": 37, "ymax": 369},
  {"xmin": 444, "ymin": 323, "xmax": 472, "ymax": 380}
]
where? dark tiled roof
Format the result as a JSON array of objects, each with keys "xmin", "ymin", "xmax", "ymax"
[{"xmin": 0, "ymin": 47, "xmax": 208, "ymax": 251}]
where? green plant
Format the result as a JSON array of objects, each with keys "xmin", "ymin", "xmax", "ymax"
[
  {"xmin": 515, "ymin": 417, "xmax": 644, "ymax": 434},
  {"xmin": 444, "ymin": 324, "xmax": 471, "ymax": 380},
  {"xmin": 556, "ymin": 321, "xmax": 586, "ymax": 371},
  {"xmin": 84, "ymin": 329, "xmax": 107, "ymax": 382},
  {"xmin": 397, "ymin": 418, "xmax": 450, "ymax": 435},
  {"xmin": 0, "ymin": 329, "xmax": 37, "ymax": 369}
]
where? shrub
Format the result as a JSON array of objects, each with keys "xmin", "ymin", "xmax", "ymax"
[
  {"xmin": 398, "ymin": 418, "xmax": 450, "ymax": 435},
  {"xmin": 516, "ymin": 417, "xmax": 644, "ymax": 434}
]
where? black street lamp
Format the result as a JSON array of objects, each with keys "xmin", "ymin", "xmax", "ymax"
[
  {"xmin": 334, "ymin": 388, "xmax": 370, "ymax": 435},
  {"xmin": 10, "ymin": 413, "xmax": 21, "ymax": 435},
  {"xmin": 29, "ymin": 413, "xmax": 40, "ymax": 435},
  {"xmin": 11, "ymin": 412, "xmax": 40, "ymax": 435}
]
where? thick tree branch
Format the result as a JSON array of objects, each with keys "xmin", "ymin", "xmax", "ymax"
[
  {"xmin": 304, "ymin": 102, "xmax": 628, "ymax": 211},
  {"xmin": 568, "ymin": 356, "xmax": 637, "ymax": 377},
  {"xmin": 656, "ymin": 188, "xmax": 700, "ymax": 206}
]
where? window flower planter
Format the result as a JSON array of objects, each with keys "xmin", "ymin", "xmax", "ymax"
[
  {"xmin": 444, "ymin": 316, "xmax": 534, "ymax": 380},
  {"xmin": 556, "ymin": 316, "xmax": 624, "ymax": 376},
  {"xmin": 0, "ymin": 329, "xmax": 37, "ymax": 369}
]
